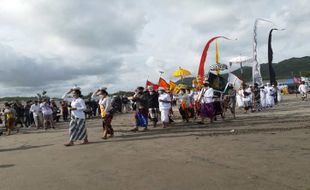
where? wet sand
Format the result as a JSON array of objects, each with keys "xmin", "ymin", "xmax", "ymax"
[{"xmin": 1, "ymin": 94, "xmax": 310, "ymax": 190}]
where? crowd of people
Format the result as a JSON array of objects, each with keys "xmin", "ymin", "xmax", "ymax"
[
  {"xmin": 236, "ymin": 82, "xmax": 282, "ymax": 113},
  {"xmin": 0, "ymin": 80, "xmax": 309, "ymax": 146},
  {"xmin": 0, "ymin": 99, "xmax": 68, "ymax": 135}
]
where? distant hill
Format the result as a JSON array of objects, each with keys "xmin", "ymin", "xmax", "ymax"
[
  {"xmin": 176, "ymin": 56, "xmax": 310, "ymax": 85},
  {"xmin": 232, "ymin": 56, "xmax": 310, "ymax": 82}
]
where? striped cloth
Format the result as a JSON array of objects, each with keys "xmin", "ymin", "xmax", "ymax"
[
  {"xmin": 69, "ymin": 117, "xmax": 87, "ymax": 141},
  {"xmin": 200, "ymin": 102, "xmax": 215, "ymax": 118}
]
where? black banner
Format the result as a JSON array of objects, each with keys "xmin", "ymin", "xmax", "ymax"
[
  {"xmin": 207, "ymin": 72, "xmax": 227, "ymax": 92},
  {"xmin": 268, "ymin": 28, "xmax": 277, "ymax": 85}
]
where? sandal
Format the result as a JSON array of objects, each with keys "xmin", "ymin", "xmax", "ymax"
[
  {"xmin": 64, "ymin": 142, "xmax": 74, "ymax": 146},
  {"xmin": 80, "ymin": 140, "xmax": 89, "ymax": 145}
]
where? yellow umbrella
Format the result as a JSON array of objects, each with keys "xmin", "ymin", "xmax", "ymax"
[{"xmin": 172, "ymin": 67, "xmax": 192, "ymax": 78}]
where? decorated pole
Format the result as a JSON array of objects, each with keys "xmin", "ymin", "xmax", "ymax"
[
  {"xmin": 215, "ymin": 41, "xmax": 220, "ymax": 75},
  {"xmin": 268, "ymin": 28, "xmax": 278, "ymax": 86},
  {"xmin": 197, "ymin": 36, "xmax": 230, "ymax": 85},
  {"xmin": 252, "ymin": 18, "xmax": 274, "ymax": 85}
]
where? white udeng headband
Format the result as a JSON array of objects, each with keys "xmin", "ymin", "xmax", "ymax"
[
  {"xmin": 72, "ymin": 87, "xmax": 81, "ymax": 90},
  {"xmin": 99, "ymin": 87, "xmax": 107, "ymax": 91}
]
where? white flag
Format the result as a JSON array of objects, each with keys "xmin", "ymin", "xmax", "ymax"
[{"xmin": 228, "ymin": 73, "xmax": 243, "ymax": 90}]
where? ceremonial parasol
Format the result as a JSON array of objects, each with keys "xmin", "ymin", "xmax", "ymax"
[{"xmin": 172, "ymin": 67, "xmax": 191, "ymax": 78}]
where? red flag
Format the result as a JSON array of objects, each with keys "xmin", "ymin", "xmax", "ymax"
[
  {"xmin": 197, "ymin": 36, "xmax": 230, "ymax": 85},
  {"xmin": 158, "ymin": 77, "xmax": 170, "ymax": 89},
  {"xmin": 146, "ymin": 80, "xmax": 159, "ymax": 90}
]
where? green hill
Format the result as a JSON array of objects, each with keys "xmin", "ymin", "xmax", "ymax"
[
  {"xmin": 233, "ymin": 56, "xmax": 310, "ymax": 82},
  {"xmin": 176, "ymin": 56, "xmax": 310, "ymax": 85}
]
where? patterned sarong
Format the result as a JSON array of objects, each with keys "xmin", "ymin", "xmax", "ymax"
[
  {"xmin": 200, "ymin": 102, "xmax": 215, "ymax": 118},
  {"xmin": 135, "ymin": 109, "xmax": 148, "ymax": 128},
  {"xmin": 69, "ymin": 117, "xmax": 87, "ymax": 141}
]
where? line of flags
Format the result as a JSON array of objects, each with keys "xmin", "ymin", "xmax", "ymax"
[
  {"xmin": 145, "ymin": 77, "xmax": 177, "ymax": 92},
  {"xmin": 146, "ymin": 73, "xmax": 245, "ymax": 93}
]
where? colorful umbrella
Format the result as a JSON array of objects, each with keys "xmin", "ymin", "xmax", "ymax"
[{"xmin": 172, "ymin": 67, "xmax": 191, "ymax": 78}]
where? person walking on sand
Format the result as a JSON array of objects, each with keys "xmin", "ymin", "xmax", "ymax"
[
  {"xmin": 253, "ymin": 83, "xmax": 261, "ymax": 112},
  {"xmin": 60, "ymin": 101, "xmax": 69, "ymax": 121},
  {"xmin": 178, "ymin": 88, "xmax": 190, "ymax": 123},
  {"xmin": 24, "ymin": 101, "xmax": 33, "ymax": 128},
  {"xmin": 30, "ymin": 100, "xmax": 43, "ymax": 129},
  {"xmin": 13, "ymin": 101, "xmax": 26, "ymax": 128},
  {"xmin": 40, "ymin": 99, "xmax": 55, "ymax": 129},
  {"xmin": 265, "ymin": 83, "xmax": 275, "ymax": 107},
  {"xmin": 146, "ymin": 86, "xmax": 159, "ymax": 128},
  {"xmin": 158, "ymin": 87, "xmax": 172, "ymax": 128},
  {"xmin": 92, "ymin": 87, "xmax": 114, "ymax": 139},
  {"xmin": 62, "ymin": 87, "xmax": 88, "ymax": 146},
  {"xmin": 197, "ymin": 81, "xmax": 215, "ymax": 124},
  {"xmin": 3, "ymin": 103, "xmax": 15, "ymax": 135},
  {"xmin": 130, "ymin": 87, "xmax": 149, "ymax": 132},
  {"xmin": 298, "ymin": 81, "xmax": 309, "ymax": 101}
]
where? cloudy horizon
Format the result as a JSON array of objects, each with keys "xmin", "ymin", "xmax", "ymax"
[{"xmin": 0, "ymin": 0, "xmax": 309, "ymax": 97}]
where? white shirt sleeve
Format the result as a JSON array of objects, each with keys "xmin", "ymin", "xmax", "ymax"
[
  {"xmin": 91, "ymin": 92, "xmax": 99, "ymax": 101},
  {"xmin": 62, "ymin": 93, "xmax": 74, "ymax": 102},
  {"xmin": 104, "ymin": 98, "xmax": 112, "ymax": 112}
]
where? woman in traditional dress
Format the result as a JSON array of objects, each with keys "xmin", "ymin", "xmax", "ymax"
[
  {"xmin": 178, "ymin": 88, "xmax": 190, "ymax": 122},
  {"xmin": 92, "ymin": 88, "xmax": 114, "ymax": 139},
  {"xmin": 3, "ymin": 103, "xmax": 15, "ymax": 135},
  {"xmin": 62, "ymin": 87, "xmax": 88, "ymax": 146}
]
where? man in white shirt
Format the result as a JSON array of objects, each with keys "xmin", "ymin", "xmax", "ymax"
[
  {"xmin": 197, "ymin": 81, "xmax": 215, "ymax": 124},
  {"xmin": 30, "ymin": 100, "xmax": 43, "ymax": 129},
  {"xmin": 298, "ymin": 81, "xmax": 309, "ymax": 100},
  {"xmin": 158, "ymin": 87, "xmax": 171, "ymax": 128},
  {"xmin": 40, "ymin": 99, "xmax": 55, "ymax": 129}
]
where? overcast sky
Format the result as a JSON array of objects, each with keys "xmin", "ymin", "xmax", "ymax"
[{"xmin": 0, "ymin": 0, "xmax": 309, "ymax": 97}]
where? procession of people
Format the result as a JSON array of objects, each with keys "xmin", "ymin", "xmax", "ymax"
[{"xmin": 0, "ymin": 79, "xmax": 309, "ymax": 147}]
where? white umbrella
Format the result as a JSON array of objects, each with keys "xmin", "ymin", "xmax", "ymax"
[{"xmin": 229, "ymin": 56, "xmax": 252, "ymax": 64}]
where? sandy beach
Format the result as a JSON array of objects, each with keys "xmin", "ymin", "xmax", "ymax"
[{"xmin": 1, "ymin": 94, "xmax": 310, "ymax": 190}]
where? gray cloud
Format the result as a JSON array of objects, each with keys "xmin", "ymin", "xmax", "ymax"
[
  {"xmin": 0, "ymin": 0, "xmax": 309, "ymax": 97},
  {"xmin": 0, "ymin": 45, "xmax": 123, "ymax": 87},
  {"xmin": 31, "ymin": 0, "xmax": 147, "ymax": 52}
]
